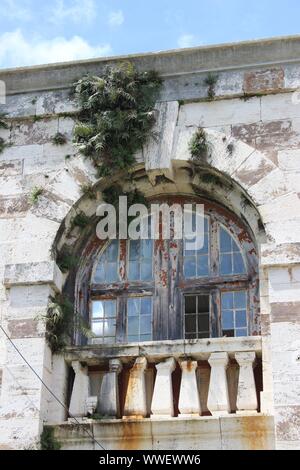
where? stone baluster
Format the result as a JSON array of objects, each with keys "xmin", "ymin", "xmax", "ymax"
[
  {"xmin": 69, "ymin": 361, "xmax": 90, "ymax": 418},
  {"xmin": 207, "ymin": 352, "xmax": 230, "ymax": 416},
  {"xmin": 151, "ymin": 357, "xmax": 176, "ymax": 418},
  {"xmin": 98, "ymin": 359, "xmax": 122, "ymax": 418},
  {"xmin": 178, "ymin": 360, "xmax": 201, "ymax": 418},
  {"xmin": 123, "ymin": 357, "xmax": 147, "ymax": 418},
  {"xmin": 235, "ymin": 352, "xmax": 258, "ymax": 414}
]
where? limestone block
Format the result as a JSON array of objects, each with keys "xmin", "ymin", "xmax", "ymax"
[
  {"xmin": 98, "ymin": 358, "xmax": 122, "ymax": 418},
  {"xmin": 231, "ymin": 149, "xmax": 276, "ymax": 190},
  {"xmin": 69, "ymin": 361, "xmax": 90, "ymax": 418},
  {"xmin": 4, "ymin": 260, "xmax": 63, "ymax": 291},
  {"xmin": 36, "ymin": 90, "xmax": 78, "ymax": 116},
  {"xmin": 247, "ymin": 167, "xmax": 288, "ymax": 206},
  {"xmin": 2, "ymin": 93, "xmax": 37, "ymax": 118},
  {"xmin": 207, "ymin": 352, "xmax": 230, "ymax": 416},
  {"xmin": 144, "ymin": 101, "xmax": 178, "ymax": 183},
  {"xmin": 177, "ymin": 97, "xmax": 261, "ymax": 128},
  {"xmin": 178, "ymin": 360, "xmax": 201, "ymax": 417},
  {"xmin": 285, "ymin": 64, "xmax": 300, "ymax": 89},
  {"xmin": 244, "ymin": 68, "xmax": 284, "ymax": 94},
  {"xmin": 123, "ymin": 357, "xmax": 147, "ymax": 418},
  {"xmin": 0, "ymin": 143, "xmax": 43, "ymax": 162},
  {"xmin": 235, "ymin": 352, "xmax": 258, "ymax": 413},
  {"xmin": 58, "ymin": 117, "xmax": 75, "ymax": 139},
  {"xmin": 11, "ymin": 118, "xmax": 58, "ymax": 146},
  {"xmin": 259, "ymin": 193, "xmax": 300, "ymax": 224},
  {"xmin": 277, "ymin": 149, "xmax": 300, "ymax": 171},
  {"xmin": 261, "ymin": 92, "xmax": 300, "ymax": 121},
  {"xmin": 0, "ymin": 160, "xmax": 22, "ymax": 178},
  {"xmin": 151, "ymin": 357, "xmax": 176, "ymax": 418}
]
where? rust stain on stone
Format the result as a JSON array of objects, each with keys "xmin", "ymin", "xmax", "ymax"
[{"xmin": 244, "ymin": 68, "xmax": 284, "ymax": 94}]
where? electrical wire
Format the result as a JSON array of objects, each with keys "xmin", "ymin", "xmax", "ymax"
[{"xmin": 0, "ymin": 324, "xmax": 106, "ymax": 451}]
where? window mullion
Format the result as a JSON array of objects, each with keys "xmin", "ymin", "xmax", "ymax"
[{"xmin": 210, "ymin": 215, "xmax": 219, "ymax": 277}]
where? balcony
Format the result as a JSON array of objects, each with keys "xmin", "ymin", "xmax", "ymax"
[{"xmin": 51, "ymin": 336, "xmax": 275, "ymax": 449}]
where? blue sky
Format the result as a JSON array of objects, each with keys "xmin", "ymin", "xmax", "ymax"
[{"xmin": 0, "ymin": 0, "xmax": 300, "ymax": 69}]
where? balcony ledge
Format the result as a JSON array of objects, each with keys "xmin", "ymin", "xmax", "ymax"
[{"xmin": 64, "ymin": 336, "xmax": 262, "ymax": 366}]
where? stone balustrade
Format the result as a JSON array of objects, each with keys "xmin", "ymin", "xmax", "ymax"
[{"xmin": 65, "ymin": 337, "xmax": 262, "ymax": 420}]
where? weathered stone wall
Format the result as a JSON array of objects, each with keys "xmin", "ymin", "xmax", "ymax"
[{"xmin": 1, "ymin": 36, "xmax": 300, "ymax": 449}]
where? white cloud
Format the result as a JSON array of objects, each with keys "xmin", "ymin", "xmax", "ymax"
[
  {"xmin": 108, "ymin": 10, "xmax": 124, "ymax": 27},
  {"xmin": 177, "ymin": 34, "xmax": 198, "ymax": 48},
  {"xmin": 50, "ymin": 0, "xmax": 96, "ymax": 25},
  {"xmin": 0, "ymin": 30, "xmax": 112, "ymax": 68},
  {"xmin": 0, "ymin": 0, "xmax": 32, "ymax": 21}
]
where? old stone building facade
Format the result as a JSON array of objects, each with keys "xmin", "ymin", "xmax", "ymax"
[{"xmin": 0, "ymin": 35, "xmax": 300, "ymax": 450}]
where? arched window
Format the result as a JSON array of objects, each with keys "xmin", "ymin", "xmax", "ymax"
[{"xmin": 88, "ymin": 200, "xmax": 259, "ymax": 344}]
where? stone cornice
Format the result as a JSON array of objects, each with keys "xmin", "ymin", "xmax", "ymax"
[{"xmin": 1, "ymin": 35, "xmax": 300, "ymax": 95}]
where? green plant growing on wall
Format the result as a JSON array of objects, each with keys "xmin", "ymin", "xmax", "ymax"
[
  {"xmin": 45, "ymin": 293, "xmax": 94, "ymax": 353},
  {"xmin": 73, "ymin": 62, "xmax": 162, "ymax": 177},
  {"xmin": 189, "ymin": 127, "xmax": 211, "ymax": 162},
  {"xmin": 29, "ymin": 186, "xmax": 44, "ymax": 205},
  {"xmin": 226, "ymin": 142, "xmax": 234, "ymax": 155},
  {"xmin": 80, "ymin": 183, "xmax": 97, "ymax": 200},
  {"xmin": 204, "ymin": 73, "xmax": 218, "ymax": 100},
  {"xmin": 71, "ymin": 211, "xmax": 90, "ymax": 229},
  {"xmin": 56, "ymin": 248, "xmax": 79, "ymax": 273},
  {"xmin": 40, "ymin": 426, "xmax": 61, "ymax": 450},
  {"xmin": 52, "ymin": 132, "xmax": 68, "ymax": 146}
]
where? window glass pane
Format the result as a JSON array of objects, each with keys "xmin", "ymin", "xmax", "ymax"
[
  {"xmin": 198, "ymin": 314, "xmax": 209, "ymax": 331},
  {"xmin": 197, "ymin": 255, "xmax": 209, "ymax": 276},
  {"xmin": 129, "ymin": 240, "xmax": 140, "ymax": 261},
  {"xmin": 128, "ymin": 261, "xmax": 140, "ymax": 280},
  {"xmin": 93, "ymin": 241, "xmax": 119, "ymax": 283},
  {"xmin": 140, "ymin": 315, "xmax": 151, "ymax": 334},
  {"xmin": 128, "ymin": 239, "xmax": 153, "ymax": 281},
  {"xmin": 184, "ymin": 257, "xmax": 196, "ymax": 278},
  {"xmin": 184, "ymin": 215, "xmax": 210, "ymax": 279},
  {"xmin": 92, "ymin": 301, "xmax": 104, "ymax": 318},
  {"xmin": 106, "ymin": 240, "xmax": 118, "ymax": 261},
  {"xmin": 128, "ymin": 316, "xmax": 139, "ymax": 335},
  {"xmin": 104, "ymin": 300, "xmax": 116, "ymax": 317},
  {"xmin": 235, "ymin": 328, "xmax": 248, "ymax": 337},
  {"xmin": 222, "ymin": 292, "xmax": 233, "ymax": 310},
  {"xmin": 185, "ymin": 296, "xmax": 196, "ymax": 314},
  {"xmin": 103, "ymin": 318, "xmax": 115, "ymax": 336},
  {"xmin": 128, "ymin": 335, "xmax": 140, "ymax": 342},
  {"xmin": 219, "ymin": 226, "xmax": 246, "ymax": 275},
  {"xmin": 222, "ymin": 310, "xmax": 234, "ymax": 329},
  {"xmin": 234, "ymin": 291, "xmax": 246, "ymax": 309},
  {"xmin": 233, "ymin": 253, "xmax": 246, "ymax": 274},
  {"xmin": 141, "ymin": 259, "xmax": 152, "ymax": 281},
  {"xmin": 220, "ymin": 228, "xmax": 232, "ymax": 252},
  {"xmin": 91, "ymin": 299, "xmax": 117, "ymax": 342},
  {"xmin": 91, "ymin": 321, "xmax": 103, "ymax": 336},
  {"xmin": 127, "ymin": 298, "xmax": 140, "ymax": 316},
  {"xmin": 126, "ymin": 296, "xmax": 153, "ymax": 342},
  {"xmin": 236, "ymin": 310, "xmax": 247, "ymax": 328},
  {"xmin": 184, "ymin": 295, "xmax": 210, "ymax": 339},
  {"xmin": 221, "ymin": 291, "xmax": 248, "ymax": 337},
  {"xmin": 220, "ymin": 254, "xmax": 232, "ymax": 275},
  {"xmin": 185, "ymin": 314, "xmax": 196, "ymax": 333},
  {"xmin": 141, "ymin": 298, "xmax": 152, "ymax": 315}
]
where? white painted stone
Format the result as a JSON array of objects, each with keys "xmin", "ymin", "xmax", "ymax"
[
  {"xmin": 69, "ymin": 361, "xmax": 90, "ymax": 418},
  {"xmin": 98, "ymin": 358, "xmax": 122, "ymax": 418},
  {"xmin": 151, "ymin": 357, "xmax": 176, "ymax": 418},
  {"xmin": 261, "ymin": 92, "xmax": 300, "ymax": 121},
  {"xmin": 178, "ymin": 97, "xmax": 261, "ymax": 128},
  {"xmin": 207, "ymin": 352, "xmax": 230, "ymax": 416},
  {"xmin": 235, "ymin": 352, "xmax": 258, "ymax": 413},
  {"xmin": 178, "ymin": 360, "xmax": 201, "ymax": 417},
  {"xmin": 123, "ymin": 357, "xmax": 147, "ymax": 418},
  {"xmin": 144, "ymin": 101, "xmax": 178, "ymax": 183},
  {"xmin": 86, "ymin": 396, "xmax": 98, "ymax": 416}
]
